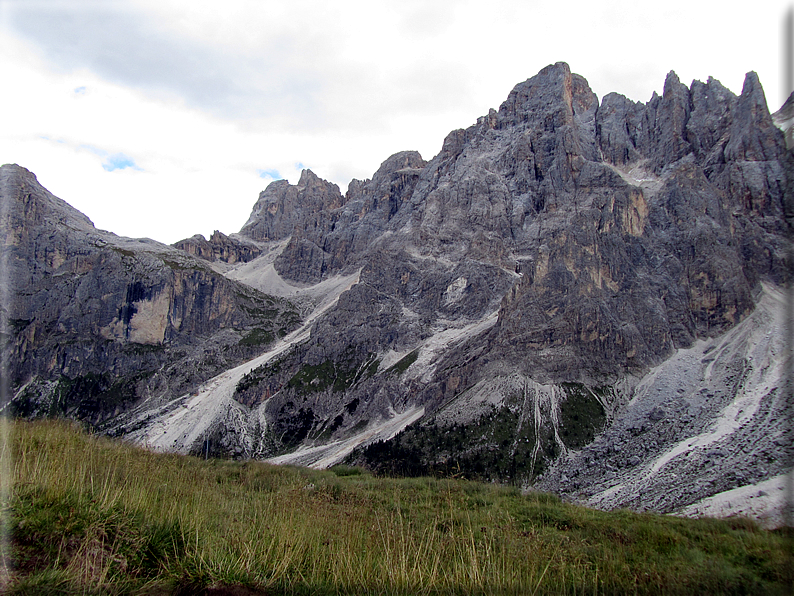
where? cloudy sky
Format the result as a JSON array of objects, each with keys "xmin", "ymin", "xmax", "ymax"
[{"xmin": 1, "ymin": 0, "xmax": 791, "ymax": 244}]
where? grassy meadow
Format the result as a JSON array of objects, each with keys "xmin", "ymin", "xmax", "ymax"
[{"xmin": 1, "ymin": 419, "xmax": 791, "ymax": 595}]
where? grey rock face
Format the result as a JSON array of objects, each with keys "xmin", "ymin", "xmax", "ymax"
[
  {"xmin": 226, "ymin": 248, "xmax": 515, "ymax": 457},
  {"xmin": 173, "ymin": 230, "xmax": 262, "ymax": 264},
  {"xmin": 533, "ymin": 285, "xmax": 791, "ymax": 517},
  {"xmin": 1, "ymin": 164, "xmax": 299, "ymax": 424},
  {"xmin": 596, "ymin": 92, "xmax": 646, "ymax": 166},
  {"xmin": 355, "ymin": 65, "xmax": 788, "ymax": 488},
  {"xmin": 262, "ymin": 151, "xmax": 427, "ymax": 284},
  {"xmin": 239, "ymin": 169, "xmax": 344, "ymax": 243},
  {"xmin": 205, "ymin": 63, "xmax": 791, "ymax": 494}
]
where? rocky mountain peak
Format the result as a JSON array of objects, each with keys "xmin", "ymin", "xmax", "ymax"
[
  {"xmin": 2, "ymin": 161, "xmax": 302, "ymax": 422},
  {"xmin": 496, "ymin": 61, "xmax": 597, "ymax": 139},
  {"xmin": 297, "ymin": 168, "xmax": 338, "ymax": 194},
  {"xmin": 268, "ymin": 150, "xmax": 429, "ymax": 284},
  {"xmin": 372, "ymin": 150, "xmax": 426, "ymax": 179},
  {"xmin": 724, "ymin": 71, "xmax": 782, "ymax": 164},
  {"xmin": 686, "ymin": 76, "xmax": 734, "ymax": 161},
  {"xmin": 1, "ymin": 163, "xmax": 96, "ymax": 233},
  {"xmin": 238, "ymin": 169, "xmax": 344, "ymax": 242},
  {"xmin": 650, "ymin": 70, "xmax": 692, "ymax": 170},
  {"xmin": 662, "ymin": 70, "xmax": 683, "ymax": 94}
]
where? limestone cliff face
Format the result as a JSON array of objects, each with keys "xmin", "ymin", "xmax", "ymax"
[
  {"xmin": 249, "ymin": 151, "xmax": 428, "ymax": 284},
  {"xmin": 173, "ymin": 230, "xmax": 262, "ymax": 264},
  {"xmin": 239, "ymin": 169, "xmax": 345, "ymax": 242},
  {"xmin": 1, "ymin": 164, "xmax": 299, "ymax": 423},
  {"xmin": 483, "ymin": 66, "xmax": 791, "ymax": 384},
  {"xmin": 230, "ymin": 63, "xmax": 791, "ymax": 486},
  {"xmin": 369, "ymin": 63, "xmax": 790, "ymax": 394}
]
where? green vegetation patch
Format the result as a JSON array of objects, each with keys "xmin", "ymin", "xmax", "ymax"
[
  {"xmin": 355, "ymin": 383, "xmax": 610, "ymax": 483},
  {"xmin": 559, "ymin": 382, "xmax": 608, "ymax": 449},
  {"xmin": 239, "ymin": 328, "xmax": 275, "ymax": 347},
  {"xmin": 234, "ymin": 289, "xmax": 302, "ymax": 341},
  {"xmin": 10, "ymin": 371, "xmax": 149, "ymax": 423},
  {"xmin": 355, "ymin": 403, "xmax": 546, "ymax": 482},
  {"xmin": 10, "ymin": 486, "xmax": 187, "ymax": 595},
  {"xmin": 6, "ymin": 420, "xmax": 791, "ymax": 595},
  {"xmin": 236, "ymin": 355, "xmax": 287, "ymax": 394},
  {"xmin": 122, "ymin": 342, "xmax": 166, "ymax": 355},
  {"xmin": 386, "ymin": 349, "xmax": 419, "ymax": 376},
  {"xmin": 329, "ymin": 464, "xmax": 365, "ymax": 477},
  {"xmin": 287, "ymin": 348, "xmax": 379, "ymax": 394},
  {"xmin": 109, "ymin": 246, "xmax": 136, "ymax": 258},
  {"xmin": 160, "ymin": 257, "xmax": 202, "ymax": 271}
]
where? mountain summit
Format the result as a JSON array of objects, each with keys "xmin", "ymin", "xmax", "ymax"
[{"xmin": 2, "ymin": 62, "xmax": 792, "ymax": 526}]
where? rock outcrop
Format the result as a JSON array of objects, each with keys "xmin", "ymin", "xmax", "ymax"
[
  {"xmin": 251, "ymin": 151, "xmax": 428, "ymax": 284},
  {"xmin": 173, "ymin": 230, "xmax": 262, "ymax": 264}
]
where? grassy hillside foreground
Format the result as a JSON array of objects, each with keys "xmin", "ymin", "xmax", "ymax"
[{"xmin": 0, "ymin": 420, "xmax": 791, "ymax": 595}]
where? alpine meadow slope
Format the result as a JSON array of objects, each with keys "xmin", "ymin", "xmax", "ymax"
[{"xmin": 1, "ymin": 62, "xmax": 792, "ymax": 525}]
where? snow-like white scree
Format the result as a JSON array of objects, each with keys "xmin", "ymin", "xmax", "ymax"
[
  {"xmin": 265, "ymin": 406, "xmax": 426, "ymax": 469},
  {"xmin": 586, "ymin": 284, "xmax": 790, "ymax": 525},
  {"xmin": 125, "ymin": 269, "xmax": 362, "ymax": 454},
  {"xmin": 265, "ymin": 310, "xmax": 502, "ymax": 468},
  {"xmin": 677, "ymin": 473, "xmax": 790, "ymax": 529}
]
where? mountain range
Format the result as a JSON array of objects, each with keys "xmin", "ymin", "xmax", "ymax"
[{"xmin": 2, "ymin": 62, "xmax": 792, "ymax": 527}]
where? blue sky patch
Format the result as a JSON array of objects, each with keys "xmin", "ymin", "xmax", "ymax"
[
  {"xmin": 79, "ymin": 145, "xmax": 139, "ymax": 172},
  {"xmin": 257, "ymin": 168, "xmax": 281, "ymax": 179},
  {"xmin": 74, "ymin": 86, "xmax": 86, "ymax": 95},
  {"xmin": 295, "ymin": 162, "xmax": 305, "ymax": 170},
  {"xmin": 102, "ymin": 153, "xmax": 138, "ymax": 172}
]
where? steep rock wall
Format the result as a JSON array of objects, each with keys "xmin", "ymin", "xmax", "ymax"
[{"xmin": 1, "ymin": 164, "xmax": 300, "ymax": 424}]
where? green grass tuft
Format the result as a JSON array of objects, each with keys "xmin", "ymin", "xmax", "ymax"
[{"xmin": 4, "ymin": 420, "xmax": 791, "ymax": 595}]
